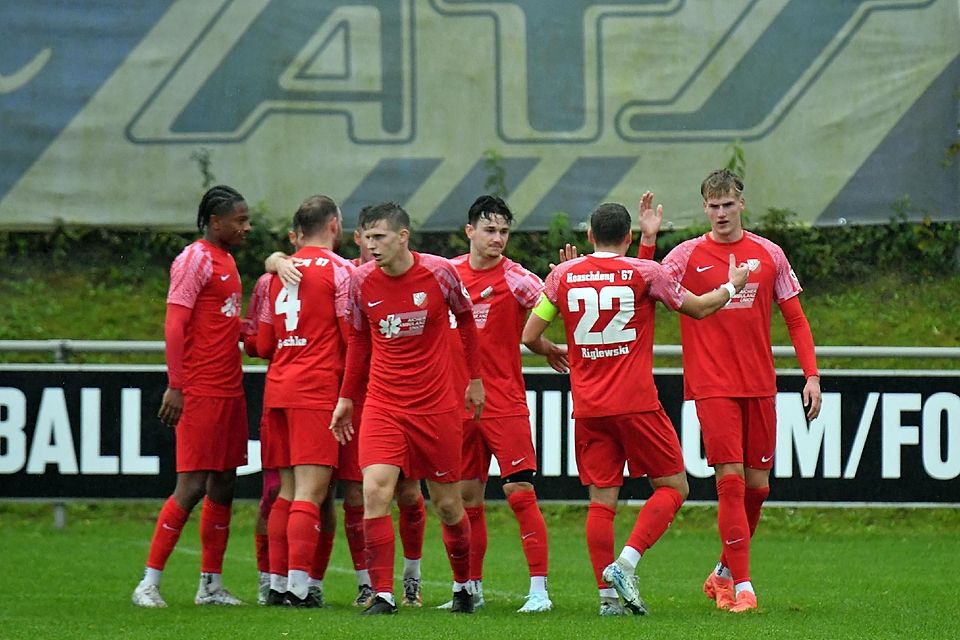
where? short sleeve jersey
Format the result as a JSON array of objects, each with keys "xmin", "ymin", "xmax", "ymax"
[
  {"xmin": 449, "ymin": 255, "xmax": 543, "ymax": 418},
  {"xmin": 259, "ymin": 246, "xmax": 354, "ymax": 409},
  {"xmin": 662, "ymin": 231, "xmax": 802, "ymax": 399},
  {"xmin": 166, "ymin": 239, "xmax": 243, "ymax": 397},
  {"xmin": 544, "ymin": 253, "xmax": 684, "ymax": 418},
  {"xmin": 346, "ymin": 252, "xmax": 473, "ymax": 414}
]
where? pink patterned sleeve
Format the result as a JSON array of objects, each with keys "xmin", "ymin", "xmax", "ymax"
[
  {"xmin": 346, "ymin": 266, "xmax": 369, "ymax": 331},
  {"xmin": 250, "ymin": 273, "xmax": 274, "ymax": 327},
  {"xmin": 751, "ymin": 234, "xmax": 802, "ymax": 302},
  {"xmin": 661, "ymin": 238, "xmax": 697, "ymax": 283},
  {"xmin": 333, "ymin": 258, "xmax": 355, "ymax": 319},
  {"xmin": 504, "ymin": 259, "xmax": 545, "ymax": 309},
  {"xmin": 636, "ymin": 259, "xmax": 685, "ymax": 311},
  {"xmin": 542, "ymin": 264, "xmax": 564, "ymax": 305},
  {"xmin": 167, "ymin": 244, "xmax": 211, "ymax": 309},
  {"xmin": 423, "ymin": 254, "xmax": 473, "ymax": 315}
]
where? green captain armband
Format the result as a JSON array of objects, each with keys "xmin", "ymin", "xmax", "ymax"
[{"xmin": 531, "ymin": 294, "xmax": 559, "ymax": 322}]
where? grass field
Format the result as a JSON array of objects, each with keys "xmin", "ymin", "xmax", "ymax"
[{"xmin": 2, "ymin": 502, "xmax": 957, "ymax": 640}]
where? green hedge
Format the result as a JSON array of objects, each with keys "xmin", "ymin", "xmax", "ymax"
[{"xmin": 1, "ymin": 209, "xmax": 957, "ymax": 288}]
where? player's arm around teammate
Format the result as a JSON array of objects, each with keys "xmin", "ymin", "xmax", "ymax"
[{"xmin": 134, "ymin": 186, "xmax": 251, "ymax": 609}]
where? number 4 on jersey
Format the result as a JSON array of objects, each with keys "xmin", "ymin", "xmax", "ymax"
[{"xmin": 275, "ymin": 284, "xmax": 301, "ymax": 331}]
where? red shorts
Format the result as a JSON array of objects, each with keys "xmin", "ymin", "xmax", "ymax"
[
  {"xmin": 575, "ymin": 407, "xmax": 684, "ymax": 488},
  {"xmin": 359, "ymin": 405, "xmax": 462, "ymax": 483},
  {"xmin": 261, "ymin": 407, "xmax": 339, "ymax": 469},
  {"xmin": 696, "ymin": 396, "xmax": 776, "ymax": 469},
  {"xmin": 461, "ymin": 415, "xmax": 537, "ymax": 483},
  {"xmin": 337, "ymin": 404, "xmax": 364, "ymax": 483},
  {"xmin": 176, "ymin": 394, "xmax": 248, "ymax": 473}
]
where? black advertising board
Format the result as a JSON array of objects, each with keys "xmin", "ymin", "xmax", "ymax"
[{"xmin": 1, "ymin": 365, "xmax": 957, "ymax": 504}]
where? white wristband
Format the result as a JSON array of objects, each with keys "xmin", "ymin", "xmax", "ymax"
[{"xmin": 720, "ymin": 281, "xmax": 737, "ymax": 302}]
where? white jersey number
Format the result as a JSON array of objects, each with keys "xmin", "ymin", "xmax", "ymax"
[
  {"xmin": 567, "ymin": 286, "xmax": 636, "ymax": 346},
  {"xmin": 275, "ymin": 284, "xmax": 302, "ymax": 331}
]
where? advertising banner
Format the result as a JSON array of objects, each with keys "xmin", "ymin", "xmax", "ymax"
[
  {"xmin": 1, "ymin": 1, "xmax": 957, "ymax": 231},
  {"xmin": 2, "ymin": 365, "xmax": 957, "ymax": 504}
]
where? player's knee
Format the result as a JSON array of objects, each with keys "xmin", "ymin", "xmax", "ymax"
[{"xmin": 501, "ymin": 470, "xmax": 536, "ymax": 493}]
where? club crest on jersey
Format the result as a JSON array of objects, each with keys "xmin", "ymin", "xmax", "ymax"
[{"xmin": 413, "ymin": 291, "xmax": 427, "ymax": 307}]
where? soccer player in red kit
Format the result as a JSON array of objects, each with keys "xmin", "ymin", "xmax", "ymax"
[
  {"xmin": 255, "ymin": 196, "xmax": 354, "ymax": 607},
  {"xmin": 132, "ymin": 185, "xmax": 251, "ymax": 608},
  {"xmin": 240, "ymin": 272, "xmax": 282, "ymax": 604},
  {"xmin": 330, "ymin": 202, "xmax": 485, "ymax": 615},
  {"xmin": 444, "ymin": 195, "xmax": 566, "ymax": 613},
  {"xmin": 267, "ymin": 211, "xmax": 428, "ymax": 608},
  {"xmin": 522, "ymin": 202, "xmax": 748, "ymax": 616},
  {"xmin": 660, "ymin": 170, "xmax": 821, "ymax": 613}
]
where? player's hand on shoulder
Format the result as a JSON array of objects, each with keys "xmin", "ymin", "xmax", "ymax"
[
  {"xmin": 276, "ymin": 256, "xmax": 303, "ymax": 287},
  {"xmin": 727, "ymin": 254, "xmax": 750, "ymax": 291},
  {"xmin": 549, "ymin": 244, "xmax": 578, "ymax": 272},
  {"xmin": 158, "ymin": 388, "xmax": 183, "ymax": 428}
]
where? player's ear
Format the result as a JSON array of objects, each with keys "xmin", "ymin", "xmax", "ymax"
[{"xmin": 465, "ymin": 224, "xmax": 474, "ymax": 239}]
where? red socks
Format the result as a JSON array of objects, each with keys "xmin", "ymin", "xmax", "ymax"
[
  {"xmin": 287, "ymin": 500, "xmax": 320, "ymax": 573},
  {"xmin": 720, "ymin": 484, "xmax": 769, "ymax": 568},
  {"xmin": 586, "ymin": 502, "xmax": 616, "ymax": 588},
  {"xmin": 364, "ymin": 515, "xmax": 395, "ymax": 593},
  {"xmin": 146, "ymin": 497, "xmax": 190, "ymax": 570},
  {"xmin": 200, "ymin": 497, "xmax": 231, "ymax": 574},
  {"xmin": 268, "ymin": 497, "xmax": 291, "ymax": 577},
  {"xmin": 255, "ymin": 533, "xmax": 269, "ymax": 573},
  {"xmin": 744, "ymin": 485, "xmax": 770, "ymax": 537},
  {"xmin": 465, "ymin": 505, "xmax": 487, "ymax": 582},
  {"xmin": 717, "ymin": 474, "xmax": 750, "ymax": 583},
  {"xmin": 625, "ymin": 486, "xmax": 684, "ymax": 554},
  {"xmin": 441, "ymin": 514, "xmax": 472, "ymax": 584},
  {"xmin": 343, "ymin": 503, "xmax": 366, "ymax": 571},
  {"xmin": 312, "ymin": 528, "xmax": 335, "ymax": 580},
  {"xmin": 398, "ymin": 495, "xmax": 425, "ymax": 561},
  {"xmin": 507, "ymin": 490, "xmax": 549, "ymax": 577}
]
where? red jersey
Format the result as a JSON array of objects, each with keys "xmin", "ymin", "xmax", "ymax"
[
  {"xmin": 242, "ymin": 273, "xmax": 272, "ymax": 357},
  {"xmin": 543, "ymin": 253, "xmax": 684, "ymax": 418},
  {"xmin": 258, "ymin": 246, "xmax": 354, "ymax": 409},
  {"xmin": 166, "ymin": 239, "xmax": 243, "ymax": 397},
  {"xmin": 662, "ymin": 231, "xmax": 802, "ymax": 399},
  {"xmin": 449, "ymin": 255, "xmax": 543, "ymax": 418},
  {"xmin": 343, "ymin": 252, "xmax": 474, "ymax": 414}
]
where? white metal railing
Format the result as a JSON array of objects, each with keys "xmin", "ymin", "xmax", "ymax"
[{"xmin": 0, "ymin": 339, "xmax": 958, "ymax": 363}]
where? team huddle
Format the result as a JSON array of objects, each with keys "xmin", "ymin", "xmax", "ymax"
[{"xmin": 132, "ymin": 169, "xmax": 822, "ymax": 617}]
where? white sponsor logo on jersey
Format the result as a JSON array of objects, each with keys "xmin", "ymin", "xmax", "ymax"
[
  {"xmin": 221, "ymin": 292, "xmax": 241, "ymax": 317},
  {"xmin": 379, "ymin": 310, "xmax": 429, "ymax": 338}
]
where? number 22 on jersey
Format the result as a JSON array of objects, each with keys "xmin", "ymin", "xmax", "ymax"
[{"xmin": 568, "ymin": 285, "xmax": 636, "ymax": 345}]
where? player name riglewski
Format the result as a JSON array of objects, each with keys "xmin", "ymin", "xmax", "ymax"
[
  {"xmin": 580, "ymin": 344, "xmax": 630, "ymax": 360},
  {"xmin": 566, "ymin": 271, "xmax": 615, "ymax": 283}
]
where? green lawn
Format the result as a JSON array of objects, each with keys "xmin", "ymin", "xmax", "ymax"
[{"xmin": 1, "ymin": 503, "xmax": 957, "ymax": 640}]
